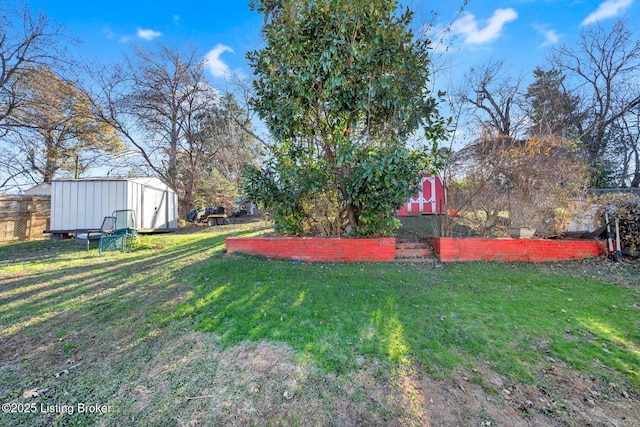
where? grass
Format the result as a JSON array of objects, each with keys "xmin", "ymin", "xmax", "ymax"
[
  {"xmin": 174, "ymin": 256, "xmax": 639, "ymax": 381},
  {"xmin": 1, "ymin": 221, "xmax": 639, "ymax": 426}
]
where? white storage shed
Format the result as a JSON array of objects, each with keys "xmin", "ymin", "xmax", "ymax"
[{"xmin": 49, "ymin": 177, "xmax": 178, "ymax": 235}]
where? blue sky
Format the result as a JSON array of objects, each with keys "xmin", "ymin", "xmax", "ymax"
[
  {"xmin": 25, "ymin": 0, "xmax": 263, "ymax": 77},
  {"xmin": 5, "ymin": 0, "xmax": 636, "ymax": 185},
  {"xmin": 23, "ymin": 0, "xmax": 639, "ymax": 88}
]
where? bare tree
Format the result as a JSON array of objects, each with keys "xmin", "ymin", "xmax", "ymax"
[
  {"xmin": 444, "ymin": 60, "xmax": 589, "ymax": 237},
  {"xmin": 549, "ymin": 18, "xmax": 640, "ymax": 186},
  {"xmin": 89, "ymin": 44, "xmax": 257, "ymax": 217},
  {"xmin": 0, "ymin": 2, "xmax": 69, "ymax": 134},
  {"xmin": 103, "ymin": 45, "xmax": 220, "ymax": 216},
  {"xmin": 451, "ymin": 131, "xmax": 588, "ymax": 236},
  {"xmin": 220, "ymin": 70, "xmax": 272, "ymax": 150},
  {"xmin": 0, "ymin": 150, "xmax": 37, "ymax": 191},
  {"xmin": 0, "ymin": 2, "xmax": 75, "ymax": 192},
  {"xmin": 456, "ymin": 59, "xmax": 528, "ymax": 141},
  {"xmin": 186, "ymin": 94, "xmax": 262, "ymax": 209},
  {"xmin": 6, "ymin": 66, "xmax": 122, "ymax": 183},
  {"xmin": 607, "ymin": 110, "xmax": 640, "ymax": 187}
]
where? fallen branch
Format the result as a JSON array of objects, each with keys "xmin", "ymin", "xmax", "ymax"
[{"xmin": 185, "ymin": 395, "xmax": 217, "ymax": 400}]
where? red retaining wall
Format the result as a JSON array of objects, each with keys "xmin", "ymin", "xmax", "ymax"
[
  {"xmin": 428, "ymin": 237, "xmax": 605, "ymax": 262},
  {"xmin": 225, "ymin": 237, "xmax": 396, "ymax": 262}
]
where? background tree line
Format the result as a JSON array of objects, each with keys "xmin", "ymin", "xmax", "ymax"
[
  {"xmin": 440, "ymin": 17, "xmax": 640, "ymax": 236},
  {"xmin": 451, "ymin": 17, "xmax": 640, "ymax": 189},
  {"xmin": 3, "ymin": 0, "xmax": 640, "ymax": 230},
  {"xmin": 0, "ymin": 2, "xmax": 260, "ymax": 218}
]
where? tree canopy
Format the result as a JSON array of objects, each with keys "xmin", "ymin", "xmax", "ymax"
[
  {"xmin": 244, "ymin": 0, "xmax": 446, "ymax": 236},
  {"xmin": 13, "ymin": 66, "xmax": 122, "ymax": 182},
  {"xmin": 525, "ymin": 68, "xmax": 580, "ymax": 138}
]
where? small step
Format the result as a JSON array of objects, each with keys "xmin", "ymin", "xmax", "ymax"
[
  {"xmin": 394, "ymin": 256, "xmax": 435, "ymax": 264},
  {"xmin": 396, "ymin": 242, "xmax": 430, "ymax": 249},
  {"xmin": 395, "ymin": 247, "xmax": 434, "ymax": 257},
  {"xmin": 395, "ymin": 242, "xmax": 435, "ymax": 263}
]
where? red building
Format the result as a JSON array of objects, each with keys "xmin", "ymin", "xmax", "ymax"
[{"xmin": 397, "ymin": 174, "xmax": 445, "ymax": 216}]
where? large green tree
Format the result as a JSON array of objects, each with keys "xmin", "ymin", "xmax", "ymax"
[{"xmin": 244, "ymin": 0, "xmax": 446, "ymax": 236}]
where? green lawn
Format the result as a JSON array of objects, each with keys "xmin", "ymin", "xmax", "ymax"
[{"xmin": 1, "ymin": 222, "xmax": 638, "ymax": 426}]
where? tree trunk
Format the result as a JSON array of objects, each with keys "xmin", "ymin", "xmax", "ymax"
[
  {"xmin": 631, "ymin": 147, "xmax": 640, "ymax": 187},
  {"xmin": 180, "ymin": 177, "xmax": 195, "ymax": 219},
  {"xmin": 43, "ymin": 132, "xmax": 58, "ymax": 183}
]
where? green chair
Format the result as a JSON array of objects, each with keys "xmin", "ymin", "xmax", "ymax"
[
  {"xmin": 99, "ymin": 210, "xmax": 137, "ymax": 254},
  {"xmin": 75, "ymin": 216, "xmax": 116, "ymax": 251}
]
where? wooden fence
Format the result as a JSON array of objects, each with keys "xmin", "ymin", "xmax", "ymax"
[{"xmin": 0, "ymin": 195, "xmax": 51, "ymax": 243}]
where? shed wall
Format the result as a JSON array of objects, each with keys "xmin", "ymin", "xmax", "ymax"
[
  {"xmin": 51, "ymin": 180, "xmax": 129, "ymax": 231},
  {"xmin": 50, "ymin": 179, "xmax": 177, "ymax": 232}
]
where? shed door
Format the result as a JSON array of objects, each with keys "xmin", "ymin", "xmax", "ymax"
[
  {"xmin": 142, "ymin": 186, "xmax": 170, "ymax": 229},
  {"xmin": 406, "ymin": 175, "xmax": 437, "ymax": 214}
]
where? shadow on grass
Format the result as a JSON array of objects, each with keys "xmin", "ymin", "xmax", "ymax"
[
  {"xmin": 1, "ymin": 224, "xmax": 276, "ymax": 426},
  {"xmin": 167, "ymin": 259, "xmax": 490, "ymax": 375},
  {"xmin": 0, "ymin": 224, "xmax": 268, "ymax": 341},
  {"xmin": 2, "ymin": 223, "xmax": 639, "ymax": 423},
  {"xmin": 168, "ymin": 259, "xmax": 640, "ymax": 387}
]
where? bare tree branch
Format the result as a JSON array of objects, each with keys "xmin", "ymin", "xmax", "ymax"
[{"xmin": 549, "ymin": 17, "xmax": 640, "ymax": 185}]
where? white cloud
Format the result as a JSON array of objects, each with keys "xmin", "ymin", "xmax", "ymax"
[
  {"xmin": 451, "ymin": 8, "xmax": 518, "ymax": 45},
  {"xmin": 137, "ymin": 28, "xmax": 162, "ymax": 41},
  {"xmin": 582, "ymin": 0, "xmax": 634, "ymax": 25},
  {"xmin": 541, "ymin": 29, "xmax": 560, "ymax": 46},
  {"xmin": 204, "ymin": 44, "xmax": 234, "ymax": 78},
  {"xmin": 533, "ymin": 24, "xmax": 561, "ymax": 47},
  {"xmin": 103, "ymin": 27, "xmax": 115, "ymax": 40}
]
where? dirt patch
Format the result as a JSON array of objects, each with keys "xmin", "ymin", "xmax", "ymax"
[
  {"xmin": 527, "ymin": 258, "xmax": 640, "ymax": 288},
  {"xmin": 2, "ymin": 324, "xmax": 637, "ymax": 426},
  {"xmin": 533, "ymin": 365, "xmax": 639, "ymax": 426},
  {"xmin": 117, "ymin": 334, "xmax": 639, "ymax": 426}
]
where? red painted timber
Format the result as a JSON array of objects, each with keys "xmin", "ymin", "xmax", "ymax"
[
  {"xmin": 225, "ymin": 237, "xmax": 396, "ymax": 262},
  {"xmin": 427, "ymin": 237, "xmax": 606, "ymax": 262}
]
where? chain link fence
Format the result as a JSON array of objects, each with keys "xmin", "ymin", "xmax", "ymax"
[{"xmin": 0, "ymin": 196, "xmax": 51, "ymax": 243}]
